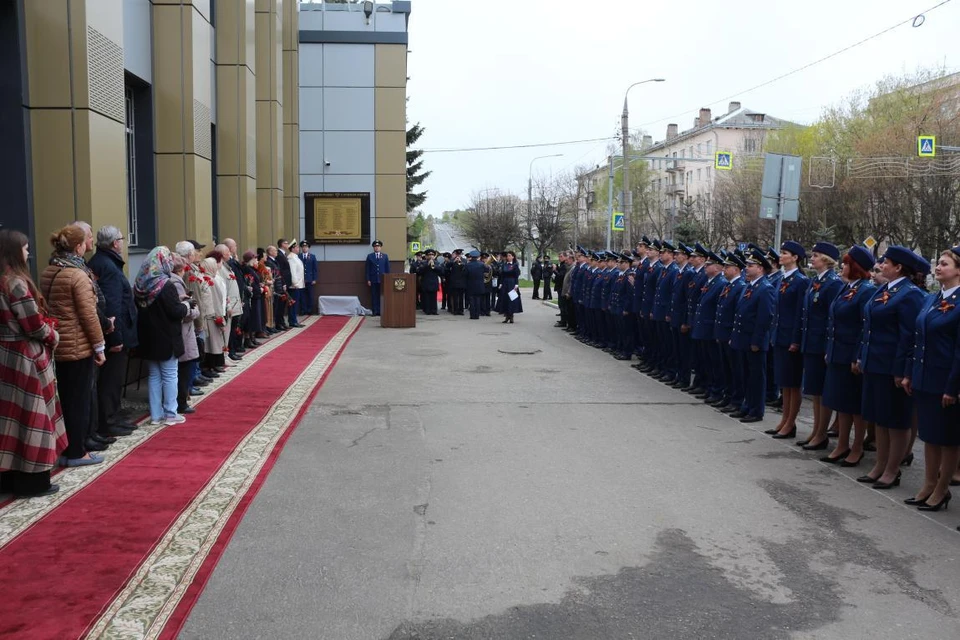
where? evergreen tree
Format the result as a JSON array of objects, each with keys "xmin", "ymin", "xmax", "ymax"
[{"xmin": 407, "ymin": 123, "xmax": 431, "ymax": 212}]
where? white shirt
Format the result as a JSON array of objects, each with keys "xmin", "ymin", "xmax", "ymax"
[
  {"xmin": 782, "ymin": 267, "xmax": 798, "ymax": 279},
  {"xmin": 288, "ymin": 252, "xmax": 305, "ymax": 289},
  {"xmin": 727, "ymin": 275, "xmax": 741, "ymax": 284},
  {"xmin": 941, "ymin": 285, "xmax": 960, "ymax": 299},
  {"xmin": 887, "ymin": 276, "xmax": 906, "ymax": 289}
]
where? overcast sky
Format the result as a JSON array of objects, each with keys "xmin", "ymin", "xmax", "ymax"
[{"xmin": 405, "ymin": 0, "xmax": 956, "ymax": 216}]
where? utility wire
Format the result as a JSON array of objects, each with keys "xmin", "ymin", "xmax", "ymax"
[
  {"xmin": 421, "ymin": 136, "xmax": 615, "ymax": 154},
  {"xmin": 636, "ymin": 0, "xmax": 954, "ymax": 128}
]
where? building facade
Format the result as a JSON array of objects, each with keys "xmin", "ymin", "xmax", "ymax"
[
  {"xmin": 0, "ymin": 0, "xmax": 310, "ymax": 278},
  {"xmin": 581, "ymin": 101, "xmax": 789, "ymax": 240},
  {"xmin": 297, "ymin": 1, "xmax": 410, "ymax": 303}
]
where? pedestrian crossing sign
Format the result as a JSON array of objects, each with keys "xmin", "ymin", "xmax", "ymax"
[
  {"xmin": 918, "ymin": 136, "xmax": 936, "ymax": 157},
  {"xmin": 410, "ymin": 241, "xmax": 421, "ymax": 253},
  {"xmin": 715, "ymin": 151, "xmax": 733, "ymax": 170},
  {"xmin": 611, "ymin": 212, "xmax": 625, "ymax": 232}
]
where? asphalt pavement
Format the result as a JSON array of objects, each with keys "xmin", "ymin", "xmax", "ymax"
[
  {"xmin": 181, "ymin": 299, "xmax": 960, "ymax": 640},
  {"xmin": 434, "ymin": 222, "xmax": 477, "ymax": 255}
]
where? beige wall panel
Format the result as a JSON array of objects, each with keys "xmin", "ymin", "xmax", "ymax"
[
  {"xmin": 282, "ymin": 0, "xmax": 298, "ymax": 50},
  {"xmin": 242, "ymin": 176, "xmax": 259, "ymax": 249},
  {"xmin": 255, "ymin": 101, "xmax": 270, "ymax": 185},
  {"xmin": 155, "ymin": 154, "xmax": 186, "ymax": 245},
  {"xmin": 256, "ymin": 189, "xmax": 283, "ymax": 245},
  {"xmin": 152, "ymin": 5, "xmax": 186, "ymax": 153},
  {"xmin": 255, "ymin": 13, "xmax": 276, "ymax": 103},
  {"xmin": 192, "ymin": 157, "xmax": 214, "ymax": 245},
  {"xmin": 375, "ymin": 131, "xmax": 407, "ymax": 176},
  {"xmin": 215, "ymin": 0, "xmax": 240, "ymax": 64},
  {"xmin": 246, "ymin": 68, "xmax": 258, "ymax": 178},
  {"xmin": 375, "ymin": 217, "xmax": 406, "ymax": 252},
  {"xmin": 284, "ymin": 197, "xmax": 299, "ymax": 243},
  {"xmin": 23, "ymin": 0, "xmax": 71, "ymax": 107},
  {"xmin": 375, "ymin": 175, "xmax": 406, "ymax": 218},
  {"xmin": 217, "ymin": 176, "xmax": 240, "ymax": 242},
  {"xmin": 283, "ymin": 123, "xmax": 299, "ymax": 195},
  {"xmin": 375, "ymin": 88, "xmax": 406, "ymax": 132},
  {"xmin": 282, "ymin": 49, "xmax": 297, "ymax": 114},
  {"xmin": 29, "ymin": 110, "xmax": 76, "ymax": 233},
  {"xmin": 216, "ymin": 66, "xmax": 240, "ymax": 176},
  {"xmin": 375, "ymin": 45, "xmax": 407, "ymax": 88},
  {"xmin": 77, "ymin": 111, "xmax": 128, "ymax": 231},
  {"xmin": 67, "ymin": 0, "xmax": 90, "ymax": 112},
  {"xmin": 273, "ymin": 101, "xmax": 284, "ymax": 187},
  {"xmin": 255, "ymin": 0, "xmax": 279, "ymax": 14}
]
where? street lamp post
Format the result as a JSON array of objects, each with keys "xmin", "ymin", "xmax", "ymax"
[
  {"xmin": 621, "ymin": 78, "xmax": 665, "ymax": 243},
  {"xmin": 527, "ymin": 153, "xmax": 563, "ymax": 271}
]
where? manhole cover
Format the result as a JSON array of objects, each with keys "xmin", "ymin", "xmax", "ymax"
[
  {"xmin": 464, "ymin": 365, "xmax": 497, "ymax": 374},
  {"xmin": 404, "ymin": 348, "xmax": 448, "ymax": 357},
  {"xmin": 479, "ymin": 331, "xmax": 508, "ymax": 336},
  {"xmin": 498, "ymin": 348, "xmax": 542, "ymax": 355}
]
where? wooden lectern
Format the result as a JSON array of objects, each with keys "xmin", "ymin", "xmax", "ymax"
[{"xmin": 381, "ymin": 274, "xmax": 416, "ymax": 328}]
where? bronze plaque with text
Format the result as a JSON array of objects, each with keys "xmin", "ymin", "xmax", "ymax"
[{"xmin": 304, "ymin": 192, "xmax": 371, "ymax": 245}]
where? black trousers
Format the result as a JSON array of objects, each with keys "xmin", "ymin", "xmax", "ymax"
[
  {"xmin": 422, "ymin": 290, "xmax": 438, "ymax": 314},
  {"xmin": 481, "ymin": 287, "xmax": 492, "ymax": 315},
  {"xmin": 274, "ymin": 295, "xmax": 288, "ymax": 328},
  {"xmin": 441, "ymin": 281, "xmax": 448, "ymax": 309},
  {"xmin": 97, "ymin": 348, "xmax": 128, "ymax": 434},
  {"xmin": 543, "ymin": 281, "xmax": 552, "ymax": 299},
  {"xmin": 57, "ymin": 356, "xmax": 95, "ymax": 459},
  {"xmin": 451, "ymin": 288, "xmax": 465, "ymax": 315},
  {"xmin": 469, "ymin": 294, "xmax": 484, "ymax": 318},
  {"xmin": 532, "ymin": 279, "xmax": 541, "ymax": 298},
  {"xmin": 229, "ymin": 315, "xmax": 244, "ymax": 353},
  {"xmin": 1, "ymin": 470, "xmax": 52, "ymax": 496},
  {"xmin": 177, "ymin": 360, "xmax": 194, "ymax": 411}
]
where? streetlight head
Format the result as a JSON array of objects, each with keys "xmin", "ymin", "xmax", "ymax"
[{"xmin": 653, "ymin": 78, "xmax": 666, "ymax": 82}]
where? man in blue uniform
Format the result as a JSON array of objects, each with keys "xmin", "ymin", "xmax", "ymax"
[
  {"xmin": 651, "ymin": 241, "xmax": 679, "ymax": 382},
  {"xmin": 730, "ymin": 249, "xmax": 776, "ymax": 423},
  {"xmin": 464, "ymin": 250, "xmax": 488, "ymax": 319},
  {"xmin": 669, "ymin": 243, "xmax": 696, "ymax": 388},
  {"xmin": 365, "ymin": 240, "xmax": 390, "ymax": 316},
  {"xmin": 691, "ymin": 250, "xmax": 725, "ymax": 402},
  {"xmin": 713, "ymin": 252, "xmax": 747, "ymax": 412},
  {"xmin": 298, "ymin": 241, "xmax": 318, "ymax": 316},
  {"xmin": 684, "ymin": 243, "xmax": 710, "ymax": 393},
  {"xmin": 763, "ymin": 246, "xmax": 783, "ymax": 408}
]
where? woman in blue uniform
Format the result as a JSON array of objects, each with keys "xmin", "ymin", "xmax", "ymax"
[
  {"xmin": 798, "ymin": 242, "xmax": 845, "ymax": 450},
  {"xmin": 821, "ymin": 246, "xmax": 876, "ymax": 466},
  {"xmin": 713, "ymin": 252, "xmax": 746, "ymax": 413},
  {"xmin": 768, "ymin": 241, "xmax": 810, "ymax": 439},
  {"xmin": 495, "ymin": 251, "xmax": 523, "ymax": 323},
  {"xmin": 729, "ymin": 249, "xmax": 775, "ymax": 423},
  {"xmin": 855, "ymin": 246, "xmax": 928, "ymax": 489},
  {"xmin": 902, "ymin": 247, "xmax": 960, "ymax": 511}
]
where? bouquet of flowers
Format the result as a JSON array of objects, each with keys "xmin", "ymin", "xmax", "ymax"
[{"xmin": 214, "ymin": 316, "xmax": 226, "ymax": 327}]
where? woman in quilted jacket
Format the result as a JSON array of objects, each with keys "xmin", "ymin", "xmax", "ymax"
[
  {"xmin": 0, "ymin": 230, "xmax": 68, "ymax": 496},
  {"xmin": 40, "ymin": 225, "xmax": 106, "ymax": 467}
]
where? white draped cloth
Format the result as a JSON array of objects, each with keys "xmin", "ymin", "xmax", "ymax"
[{"xmin": 318, "ymin": 296, "xmax": 369, "ymax": 316}]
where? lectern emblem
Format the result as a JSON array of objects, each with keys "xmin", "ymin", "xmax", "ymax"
[{"xmin": 393, "ymin": 277, "xmax": 406, "ymax": 292}]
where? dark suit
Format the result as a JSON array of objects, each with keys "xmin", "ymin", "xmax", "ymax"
[
  {"xmin": 365, "ymin": 251, "xmax": 390, "ymax": 315},
  {"xmin": 715, "ymin": 277, "xmax": 746, "ymax": 407},
  {"xmin": 446, "ymin": 259, "xmax": 467, "ymax": 315},
  {"xmin": 542, "ymin": 262, "xmax": 553, "ymax": 299},
  {"xmin": 417, "ymin": 260, "xmax": 443, "ymax": 315},
  {"xmin": 300, "ymin": 251, "xmax": 318, "ymax": 315}
]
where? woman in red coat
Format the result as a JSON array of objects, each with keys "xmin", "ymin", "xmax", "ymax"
[{"xmin": 0, "ymin": 230, "xmax": 67, "ymax": 497}]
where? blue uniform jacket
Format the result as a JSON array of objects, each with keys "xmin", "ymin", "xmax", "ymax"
[
  {"xmin": 825, "ymin": 279, "xmax": 876, "ymax": 365},
  {"xmin": 464, "ymin": 261, "xmax": 488, "ymax": 296},
  {"xmin": 301, "ymin": 251, "xmax": 318, "ymax": 283},
  {"xmin": 600, "ymin": 268, "xmax": 617, "ymax": 311},
  {"xmin": 642, "ymin": 260, "xmax": 662, "ymax": 317},
  {"xmin": 731, "ymin": 277, "xmax": 775, "ymax": 351},
  {"xmin": 800, "ymin": 270, "xmax": 844, "ymax": 354},
  {"xmin": 365, "ymin": 252, "xmax": 390, "ymax": 284},
  {"xmin": 653, "ymin": 262, "xmax": 679, "ymax": 321},
  {"xmin": 859, "ymin": 279, "xmax": 925, "ymax": 376},
  {"xmin": 714, "ymin": 277, "xmax": 746, "ymax": 342},
  {"xmin": 571, "ymin": 263, "xmax": 586, "ymax": 303},
  {"xmin": 772, "ymin": 269, "xmax": 810, "ymax": 348},
  {"xmin": 692, "ymin": 275, "xmax": 724, "ymax": 341},
  {"xmin": 686, "ymin": 267, "xmax": 708, "ymax": 324},
  {"xmin": 582, "ymin": 268, "xmax": 597, "ymax": 308},
  {"xmin": 633, "ymin": 258, "xmax": 650, "ymax": 313},
  {"xmin": 609, "ymin": 271, "xmax": 627, "ymax": 314},
  {"xmin": 908, "ymin": 290, "xmax": 960, "ymax": 396},
  {"xmin": 670, "ymin": 265, "xmax": 696, "ymax": 328}
]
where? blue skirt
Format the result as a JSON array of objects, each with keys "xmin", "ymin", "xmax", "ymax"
[
  {"xmin": 915, "ymin": 390, "xmax": 960, "ymax": 446},
  {"xmin": 802, "ymin": 353, "xmax": 827, "ymax": 396},
  {"xmin": 861, "ymin": 373, "xmax": 912, "ymax": 430},
  {"xmin": 774, "ymin": 346, "xmax": 803, "ymax": 388},
  {"xmin": 822, "ymin": 362, "xmax": 862, "ymax": 414}
]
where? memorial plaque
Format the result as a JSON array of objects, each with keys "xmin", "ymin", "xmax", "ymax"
[{"xmin": 304, "ymin": 192, "xmax": 371, "ymax": 244}]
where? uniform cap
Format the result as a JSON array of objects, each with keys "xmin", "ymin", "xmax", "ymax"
[
  {"xmin": 705, "ymin": 250, "xmax": 723, "ymax": 265},
  {"xmin": 746, "ymin": 248, "xmax": 772, "ymax": 271},
  {"xmin": 765, "ymin": 247, "xmax": 780, "ymax": 264},
  {"xmin": 780, "ymin": 240, "xmax": 806, "ymax": 260},
  {"xmin": 882, "ymin": 245, "xmax": 930, "ymax": 275},
  {"xmin": 811, "ymin": 241, "xmax": 840, "ymax": 262},
  {"xmin": 847, "ymin": 245, "xmax": 875, "ymax": 272},
  {"xmin": 371, "ymin": 239, "xmax": 383, "ymax": 247},
  {"xmin": 692, "ymin": 242, "xmax": 709, "ymax": 258},
  {"xmin": 724, "ymin": 253, "xmax": 747, "ymax": 269},
  {"xmin": 676, "ymin": 242, "xmax": 693, "ymax": 257},
  {"xmin": 467, "ymin": 250, "xmax": 481, "ymax": 258},
  {"xmin": 660, "ymin": 240, "xmax": 676, "ymax": 253}
]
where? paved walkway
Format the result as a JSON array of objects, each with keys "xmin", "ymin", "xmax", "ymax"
[{"xmin": 182, "ymin": 301, "xmax": 960, "ymax": 639}]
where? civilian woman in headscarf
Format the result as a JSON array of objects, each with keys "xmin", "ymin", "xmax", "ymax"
[
  {"xmin": 40, "ymin": 224, "xmax": 106, "ymax": 466},
  {"xmin": 0, "ymin": 230, "xmax": 67, "ymax": 496},
  {"xmin": 134, "ymin": 246, "xmax": 190, "ymax": 426},
  {"xmin": 240, "ymin": 250, "xmax": 264, "ymax": 347},
  {"xmin": 200, "ymin": 254, "xmax": 227, "ymax": 373},
  {"xmin": 170, "ymin": 254, "xmax": 201, "ymax": 415}
]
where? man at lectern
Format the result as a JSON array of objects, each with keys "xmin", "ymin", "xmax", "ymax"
[{"xmin": 365, "ymin": 240, "xmax": 390, "ymax": 316}]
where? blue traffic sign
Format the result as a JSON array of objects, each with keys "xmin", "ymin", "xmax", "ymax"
[
  {"xmin": 737, "ymin": 242, "xmax": 747, "ymax": 252},
  {"xmin": 918, "ymin": 135, "xmax": 936, "ymax": 157},
  {"xmin": 611, "ymin": 212, "xmax": 625, "ymax": 232},
  {"xmin": 715, "ymin": 151, "xmax": 733, "ymax": 170}
]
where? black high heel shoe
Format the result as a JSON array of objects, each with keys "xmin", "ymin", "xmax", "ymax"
[
  {"xmin": 501, "ymin": 318, "xmax": 509, "ymax": 324},
  {"xmin": 904, "ymin": 494, "xmax": 932, "ymax": 506},
  {"xmin": 839, "ymin": 454, "xmax": 864, "ymax": 467},
  {"xmin": 918, "ymin": 492, "xmax": 951, "ymax": 512},
  {"xmin": 771, "ymin": 427, "xmax": 796, "ymax": 440},
  {"xmin": 803, "ymin": 439, "xmax": 829, "ymax": 451},
  {"xmin": 856, "ymin": 474, "xmax": 879, "ymax": 483},
  {"xmin": 900, "ymin": 452, "xmax": 914, "ymax": 467},
  {"xmin": 872, "ymin": 471, "xmax": 902, "ymax": 490},
  {"xmin": 820, "ymin": 449, "xmax": 851, "ymax": 464}
]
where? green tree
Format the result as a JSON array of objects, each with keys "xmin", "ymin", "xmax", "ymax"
[{"xmin": 407, "ymin": 123, "xmax": 431, "ymax": 212}]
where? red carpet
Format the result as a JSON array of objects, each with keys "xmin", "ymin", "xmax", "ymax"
[{"xmin": 0, "ymin": 316, "xmax": 359, "ymax": 639}]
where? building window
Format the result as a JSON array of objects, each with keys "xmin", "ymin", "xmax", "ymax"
[
  {"xmin": 697, "ymin": 143, "xmax": 702, "ymax": 156},
  {"xmin": 689, "ymin": 145, "xmax": 694, "ymax": 157},
  {"xmin": 744, "ymin": 138, "xmax": 758, "ymax": 153},
  {"xmin": 680, "ymin": 149, "xmax": 685, "ymax": 158},
  {"xmin": 124, "ymin": 87, "xmax": 138, "ymax": 247},
  {"xmin": 697, "ymin": 168, "xmax": 701, "ymax": 181},
  {"xmin": 706, "ymin": 166, "xmax": 712, "ymax": 180},
  {"xmin": 705, "ymin": 192, "xmax": 711, "ymax": 206},
  {"xmin": 706, "ymin": 140, "xmax": 712, "ymax": 155},
  {"xmin": 687, "ymin": 171, "xmax": 692, "ymax": 184}
]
